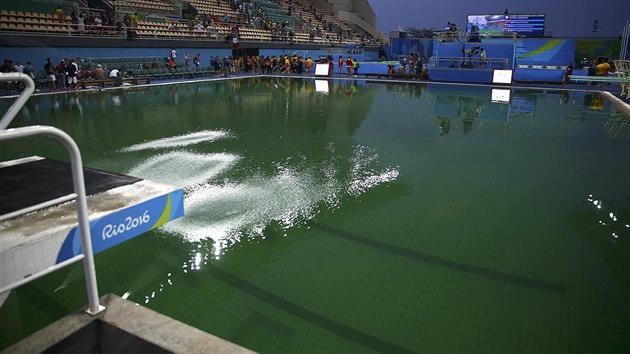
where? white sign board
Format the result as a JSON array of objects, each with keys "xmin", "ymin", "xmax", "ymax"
[
  {"xmin": 315, "ymin": 63, "xmax": 330, "ymax": 76},
  {"xmin": 492, "ymin": 69, "xmax": 513, "ymax": 84}
]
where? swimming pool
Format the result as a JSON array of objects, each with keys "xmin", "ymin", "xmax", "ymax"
[{"xmin": 1, "ymin": 78, "xmax": 630, "ymax": 353}]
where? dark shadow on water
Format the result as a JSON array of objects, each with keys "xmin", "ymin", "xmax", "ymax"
[
  {"xmin": 311, "ymin": 223, "xmax": 566, "ymax": 294},
  {"xmin": 206, "ymin": 265, "xmax": 419, "ymax": 354}
]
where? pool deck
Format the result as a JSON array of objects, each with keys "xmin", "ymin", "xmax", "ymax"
[{"xmin": 2, "ymin": 293, "xmax": 255, "ymax": 354}]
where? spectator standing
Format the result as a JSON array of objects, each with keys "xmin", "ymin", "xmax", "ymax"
[
  {"xmin": 77, "ymin": 14, "xmax": 85, "ymax": 34},
  {"xmin": 56, "ymin": 59, "xmax": 67, "ymax": 89},
  {"xmin": 171, "ymin": 48, "xmax": 177, "ymax": 63},
  {"xmin": 14, "ymin": 61, "xmax": 24, "ymax": 73},
  {"xmin": 24, "ymin": 61, "xmax": 35, "ymax": 79},
  {"xmin": 595, "ymin": 59, "xmax": 611, "ymax": 86},
  {"xmin": 352, "ymin": 58, "xmax": 359, "ymax": 77},
  {"xmin": 564, "ymin": 63, "xmax": 573, "ymax": 84},
  {"xmin": 55, "ymin": 6, "xmax": 64, "ymax": 23},
  {"xmin": 345, "ymin": 56, "xmax": 352, "ymax": 77},
  {"xmin": 0, "ymin": 59, "xmax": 15, "ymax": 93},
  {"xmin": 66, "ymin": 59, "xmax": 79, "ymax": 90},
  {"xmin": 337, "ymin": 56, "xmax": 342, "ymax": 75},
  {"xmin": 44, "ymin": 58, "xmax": 56, "ymax": 91},
  {"xmin": 130, "ymin": 13, "xmax": 138, "ymax": 28}
]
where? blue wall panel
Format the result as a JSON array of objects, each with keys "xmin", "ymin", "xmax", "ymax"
[
  {"xmin": 516, "ymin": 39, "xmax": 576, "ymax": 66},
  {"xmin": 428, "ymin": 69, "xmax": 493, "ymax": 83},
  {"xmin": 513, "ymin": 68, "xmax": 565, "ymax": 82}
]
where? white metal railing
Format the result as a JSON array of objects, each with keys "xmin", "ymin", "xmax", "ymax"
[
  {"xmin": 0, "ymin": 73, "xmax": 104, "ymax": 315},
  {"xmin": 620, "ymin": 21, "xmax": 629, "ymax": 60},
  {"xmin": 612, "ymin": 60, "xmax": 630, "ymax": 99},
  {"xmin": 430, "ymin": 56, "xmax": 511, "ymax": 70}
]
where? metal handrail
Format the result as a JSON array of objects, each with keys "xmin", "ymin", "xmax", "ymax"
[
  {"xmin": 0, "ymin": 73, "xmax": 35, "ymax": 130},
  {"xmin": 430, "ymin": 56, "xmax": 511, "ymax": 70},
  {"xmin": 0, "ymin": 73, "xmax": 104, "ymax": 315}
]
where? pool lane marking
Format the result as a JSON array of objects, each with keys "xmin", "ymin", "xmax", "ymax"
[
  {"xmin": 311, "ymin": 223, "xmax": 566, "ymax": 294},
  {"xmin": 206, "ymin": 264, "xmax": 419, "ymax": 354}
]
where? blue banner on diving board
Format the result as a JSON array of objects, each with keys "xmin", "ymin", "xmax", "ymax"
[{"xmin": 56, "ymin": 189, "xmax": 184, "ymax": 263}]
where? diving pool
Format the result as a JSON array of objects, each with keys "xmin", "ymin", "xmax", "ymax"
[{"xmin": 1, "ymin": 78, "xmax": 629, "ymax": 353}]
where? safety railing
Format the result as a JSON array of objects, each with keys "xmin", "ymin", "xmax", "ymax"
[
  {"xmin": 0, "ymin": 73, "xmax": 103, "ymax": 315},
  {"xmin": 430, "ymin": 56, "xmax": 511, "ymax": 70}
]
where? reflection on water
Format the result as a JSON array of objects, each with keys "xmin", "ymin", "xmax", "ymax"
[
  {"xmin": 121, "ymin": 130, "xmax": 232, "ymax": 152},
  {"xmin": 567, "ymin": 194, "xmax": 630, "ymax": 289},
  {"xmin": 126, "ymin": 151, "xmax": 240, "ymax": 187},
  {"xmin": 123, "ymin": 132, "xmax": 399, "ymax": 257},
  {"xmin": 429, "ymin": 85, "xmax": 512, "ymax": 135}
]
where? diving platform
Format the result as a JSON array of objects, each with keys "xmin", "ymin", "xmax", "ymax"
[{"xmin": 0, "ymin": 156, "xmax": 184, "ymax": 306}]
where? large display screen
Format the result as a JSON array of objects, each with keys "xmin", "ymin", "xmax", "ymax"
[{"xmin": 467, "ymin": 14, "xmax": 545, "ymax": 38}]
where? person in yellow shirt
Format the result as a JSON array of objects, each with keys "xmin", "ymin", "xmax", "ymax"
[
  {"xmin": 595, "ymin": 59, "xmax": 611, "ymax": 86},
  {"xmin": 130, "ymin": 13, "xmax": 138, "ymax": 28},
  {"xmin": 596, "ymin": 59, "xmax": 611, "ymax": 76},
  {"xmin": 284, "ymin": 56, "xmax": 291, "ymax": 74},
  {"xmin": 305, "ymin": 57, "xmax": 313, "ymax": 75},
  {"xmin": 55, "ymin": 6, "xmax": 64, "ymax": 23},
  {"xmin": 352, "ymin": 58, "xmax": 359, "ymax": 77}
]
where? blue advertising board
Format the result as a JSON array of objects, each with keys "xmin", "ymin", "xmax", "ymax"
[{"xmin": 56, "ymin": 189, "xmax": 184, "ymax": 263}]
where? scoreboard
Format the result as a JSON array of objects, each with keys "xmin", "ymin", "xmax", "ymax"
[
  {"xmin": 504, "ymin": 14, "xmax": 545, "ymax": 36},
  {"xmin": 467, "ymin": 14, "xmax": 545, "ymax": 38}
]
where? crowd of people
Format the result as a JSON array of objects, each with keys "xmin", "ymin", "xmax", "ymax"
[
  {"xmin": 55, "ymin": 5, "xmax": 139, "ymax": 39},
  {"xmin": 51, "ymin": 0, "xmax": 375, "ymax": 46},
  {"xmin": 0, "ymin": 56, "xmax": 128, "ymax": 94}
]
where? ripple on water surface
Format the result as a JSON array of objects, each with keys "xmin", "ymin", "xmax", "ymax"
[
  {"xmin": 121, "ymin": 130, "xmax": 231, "ymax": 152},
  {"xmin": 126, "ymin": 151, "xmax": 240, "ymax": 188},
  {"xmin": 124, "ymin": 134, "xmax": 399, "ymax": 255},
  {"xmin": 163, "ymin": 146, "xmax": 399, "ymax": 256}
]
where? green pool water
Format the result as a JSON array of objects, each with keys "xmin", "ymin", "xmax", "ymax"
[{"xmin": 1, "ymin": 78, "xmax": 630, "ymax": 353}]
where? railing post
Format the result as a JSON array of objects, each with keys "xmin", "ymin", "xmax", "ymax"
[{"xmin": 62, "ymin": 131, "xmax": 104, "ymax": 315}]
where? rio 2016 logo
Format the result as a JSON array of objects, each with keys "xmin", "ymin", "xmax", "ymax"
[{"xmin": 102, "ymin": 210, "xmax": 151, "ymax": 240}]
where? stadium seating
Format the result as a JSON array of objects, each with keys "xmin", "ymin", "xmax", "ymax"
[
  {"xmin": 0, "ymin": 0, "xmax": 371, "ymax": 45},
  {"xmin": 0, "ymin": 9, "xmax": 74, "ymax": 34}
]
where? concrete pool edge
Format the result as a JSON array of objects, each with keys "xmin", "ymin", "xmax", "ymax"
[
  {"xmin": 1, "ymin": 293, "xmax": 256, "ymax": 354},
  {"xmin": 1, "ymin": 73, "xmax": 629, "ymax": 103},
  {"xmin": 601, "ymin": 90, "xmax": 630, "ymax": 115}
]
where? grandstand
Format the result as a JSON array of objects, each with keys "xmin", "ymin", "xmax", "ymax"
[{"xmin": 0, "ymin": 0, "xmax": 376, "ymax": 44}]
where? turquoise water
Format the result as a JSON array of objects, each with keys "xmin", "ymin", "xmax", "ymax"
[{"xmin": 1, "ymin": 78, "xmax": 630, "ymax": 353}]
